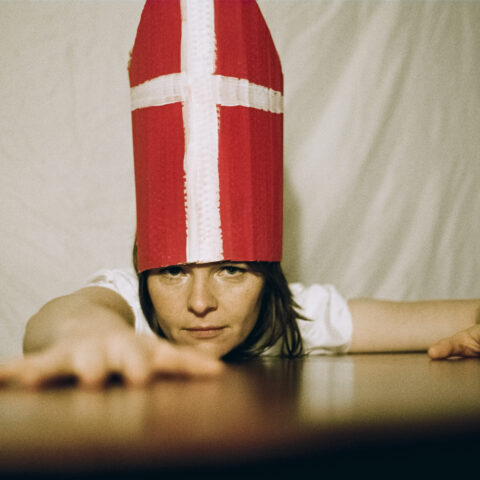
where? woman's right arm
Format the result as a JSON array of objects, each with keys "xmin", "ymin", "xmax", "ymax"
[
  {"xmin": 1, "ymin": 287, "xmax": 223, "ymax": 389},
  {"xmin": 23, "ymin": 287, "xmax": 136, "ymax": 353}
]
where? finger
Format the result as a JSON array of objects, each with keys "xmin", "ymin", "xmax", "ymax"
[
  {"xmin": 71, "ymin": 344, "xmax": 112, "ymax": 389},
  {"xmin": 105, "ymin": 334, "xmax": 154, "ymax": 387},
  {"xmin": 150, "ymin": 343, "xmax": 225, "ymax": 378},
  {"xmin": 0, "ymin": 359, "xmax": 24, "ymax": 386},
  {"xmin": 8, "ymin": 350, "xmax": 76, "ymax": 388},
  {"xmin": 428, "ymin": 338, "xmax": 455, "ymax": 360},
  {"xmin": 461, "ymin": 326, "xmax": 480, "ymax": 357},
  {"xmin": 117, "ymin": 345, "xmax": 153, "ymax": 387}
]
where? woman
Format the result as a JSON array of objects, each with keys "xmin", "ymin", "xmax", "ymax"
[
  {"xmin": 1, "ymin": 0, "xmax": 479, "ymax": 388},
  {"xmin": 5, "ymin": 254, "xmax": 476, "ymax": 388},
  {"xmin": 3, "ymin": 253, "xmax": 479, "ymax": 389}
]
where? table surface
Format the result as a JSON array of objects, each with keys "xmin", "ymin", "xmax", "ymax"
[{"xmin": 1, "ymin": 353, "xmax": 480, "ymax": 477}]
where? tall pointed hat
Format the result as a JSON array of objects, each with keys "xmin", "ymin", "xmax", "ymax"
[{"xmin": 129, "ymin": 0, "xmax": 283, "ymax": 272}]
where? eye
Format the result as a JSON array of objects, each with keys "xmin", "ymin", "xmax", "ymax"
[
  {"xmin": 220, "ymin": 264, "xmax": 246, "ymax": 276},
  {"xmin": 159, "ymin": 266, "xmax": 185, "ymax": 277}
]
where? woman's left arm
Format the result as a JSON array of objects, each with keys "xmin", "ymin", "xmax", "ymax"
[{"xmin": 348, "ymin": 298, "xmax": 480, "ymax": 359}]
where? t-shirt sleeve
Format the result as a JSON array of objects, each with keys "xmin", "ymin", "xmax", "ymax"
[
  {"xmin": 290, "ymin": 283, "xmax": 353, "ymax": 355},
  {"xmin": 85, "ymin": 268, "xmax": 154, "ymax": 337}
]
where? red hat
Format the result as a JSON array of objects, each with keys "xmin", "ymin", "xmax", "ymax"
[{"xmin": 129, "ymin": 0, "xmax": 283, "ymax": 272}]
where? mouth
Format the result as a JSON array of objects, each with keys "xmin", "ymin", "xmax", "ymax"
[{"xmin": 183, "ymin": 326, "xmax": 227, "ymax": 339}]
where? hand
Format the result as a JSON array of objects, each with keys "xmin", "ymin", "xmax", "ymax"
[
  {"xmin": 428, "ymin": 325, "xmax": 480, "ymax": 360},
  {"xmin": 0, "ymin": 331, "xmax": 224, "ymax": 389}
]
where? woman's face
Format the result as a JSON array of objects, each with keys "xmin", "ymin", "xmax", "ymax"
[{"xmin": 147, "ymin": 262, "xmax": 264, "ymax": 358}]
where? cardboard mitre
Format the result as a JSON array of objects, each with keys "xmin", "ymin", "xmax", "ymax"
[{"xmin": 129, "ymin": 0, "xmax": 283, "ymax": 272}]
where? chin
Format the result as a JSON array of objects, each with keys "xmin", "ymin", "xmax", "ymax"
[{"xmin": 192, "ymin": 341, "xmax": 231, "ymax": 359}]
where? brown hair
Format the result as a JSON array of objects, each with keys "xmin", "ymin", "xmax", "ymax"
[{"xmin": 132, "ymin": 241, "xmax": 304, "ymax": 359}]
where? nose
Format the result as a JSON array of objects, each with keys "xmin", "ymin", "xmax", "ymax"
[{"xmin": 187, "ymin": 272, "xmax": 218, "ymax": 317}]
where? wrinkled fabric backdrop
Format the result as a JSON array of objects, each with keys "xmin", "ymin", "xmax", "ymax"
[{"xmin": 1, "ymin": 0, "xmax": 479, "ymax": 362}]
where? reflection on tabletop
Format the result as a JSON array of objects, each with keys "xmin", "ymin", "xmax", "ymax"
[{"xmin": 0, "ymin": 354, "xmax": 479, "ymax": 477}]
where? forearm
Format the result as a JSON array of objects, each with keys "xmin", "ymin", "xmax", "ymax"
[
  {"xmin": 23, "ymin": 287, "xmax": 135, "ymax": 354},
  {"xmin": 348, "ymin": 298, "xmax": 480, "ymax": 353}
]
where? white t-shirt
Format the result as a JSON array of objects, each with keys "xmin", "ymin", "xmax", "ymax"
[{"xmin": 86, "ymin": 268, "xmax": 353, "ymax": 355}]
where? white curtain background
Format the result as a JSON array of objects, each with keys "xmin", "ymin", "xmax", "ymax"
[{"xmin": 1, "ymin": 0, "xmax": 479, "ymax": 362}]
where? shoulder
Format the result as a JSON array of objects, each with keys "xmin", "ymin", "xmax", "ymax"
[
  {"xmin": 289, "ymin": 282, "xmax": 353, "ymax": 355},
  {"xmin": 85, "ymin": 268, "xmax": 153, "ymax": 336},
  {"xmin": 86, "ymin": 267, "xmax": 139, "ymax": 292},
  {"xmin": 290, "ymin": 282, "xmax": 347, "ymax": 315}
]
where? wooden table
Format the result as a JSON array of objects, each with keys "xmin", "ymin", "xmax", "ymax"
[{"xmin": 1, "ymin": 353, "xmax": 479, "ymax": 478}]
